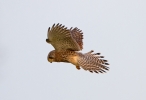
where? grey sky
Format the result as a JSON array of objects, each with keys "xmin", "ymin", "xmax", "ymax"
[{"xmin": 0, "ymin": 0, "xmax": 146, "ymax": 100}]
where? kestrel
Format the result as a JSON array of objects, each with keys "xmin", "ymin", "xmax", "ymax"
[{"xmin": 46, "ymin": 23, "xmax": 109, "ymax": 73}]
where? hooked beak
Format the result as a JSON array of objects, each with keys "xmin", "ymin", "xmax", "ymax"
[
  {"xmin": 48, "ymin": 58, "xmax": 53, "ymax": 63},
  {"xmin": 46, "ymin": 39, "xmax": 51, "ymax": 43}
]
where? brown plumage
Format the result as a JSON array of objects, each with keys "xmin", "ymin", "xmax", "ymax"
[{"xmin": 46, "ymin": 23, "xmax": 109, "ymax": 74}]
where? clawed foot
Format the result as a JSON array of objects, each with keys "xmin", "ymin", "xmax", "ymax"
[{"xmin": 76, "ymin": 66, "xmax": 80, "ymax": 70}]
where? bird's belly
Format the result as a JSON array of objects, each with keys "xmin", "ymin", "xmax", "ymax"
[{"xmin": 68, "ymin": 56, "xmax": 78, "ymax": 66}]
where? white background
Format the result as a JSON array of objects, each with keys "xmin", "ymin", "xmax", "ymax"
[{"xmin": 0, "ymin": 0, "xmax": 146, "ymax": 100}]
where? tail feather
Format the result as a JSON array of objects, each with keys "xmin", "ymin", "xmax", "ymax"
[{"xmin": 78, "ymin": 51, "xmax": 109, "ymax": 73}]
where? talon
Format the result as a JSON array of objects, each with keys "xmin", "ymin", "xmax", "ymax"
[{"xmin": 76, "ymin": 66, "xmax": 80, "ymax": 70}]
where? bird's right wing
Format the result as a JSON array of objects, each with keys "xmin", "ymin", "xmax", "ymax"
[{"xmin": 46, "ymin": 23, "xmax": 81, "ymax": 51}]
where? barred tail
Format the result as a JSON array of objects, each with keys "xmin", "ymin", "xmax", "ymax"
[{"xmin": 78, "ymin": 50, "xmax": 109, "ymax": 73}]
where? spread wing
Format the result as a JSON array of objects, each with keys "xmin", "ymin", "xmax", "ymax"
[
  {"xmin": 46, "ymin": 23, "xmax": 83, "ymax": 51},
  {"xmin": 70, "ymin": 27, "xmax": 83, "ymax": 50}
]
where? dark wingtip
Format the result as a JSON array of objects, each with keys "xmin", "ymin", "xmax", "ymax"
[
  {"xmin": 52, "ymin": 23, "xmax": 55, "ymax": 27},
  {"xmin": 103, "ymin": 60, "xmax": 108, "ymax": 62},
  {"xmin": 99, "ymin": 70, "xmax": 103, "ymax": 73},
  {"xmin": 59, "ymin": 24, "xmax": 62, "ymax": 27},
  {"xmin": 96, "ymin": 53, "xmax": 100, "ymax": 55},
  {"xmin": 104, "ymin": 67, "xmax": 109, "ymax": 70},
  {"xmin": 101, "ymin": 70, "xmax": 106, "ymax": 73},
  {"xmin": 56, "ymin": 23, "xmax": 59, "ymax": 26},
  {"xmin": 48, "ymin": 27, "xmax": 50, "ymax": 31},
  {"xmin": 70, "ymin": 27, "xmax": 73, "ymax": 30},
  {"xmin": 100, "ymin": 56, "xmax": 104, "ymax": 58},
  {"xmin": 105, "ymin": 63, "xmax": 109, "ymax": 65},
  {"xmin": 94, "ymin": 71, "xmax": 99, "ymax": 73},
  {"xmin": 61, "ymin": 25, "xmax": 65, "ymax": 29}
]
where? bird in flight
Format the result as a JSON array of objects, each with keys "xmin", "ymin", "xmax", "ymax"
[{"xmin": 46, "ymin": 23, "xmax": 109, "ymax": 74}]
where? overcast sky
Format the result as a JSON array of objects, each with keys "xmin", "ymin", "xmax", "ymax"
[{"xmin": 0, "ymin": 0, "xmax": 146, "ymax": 100}]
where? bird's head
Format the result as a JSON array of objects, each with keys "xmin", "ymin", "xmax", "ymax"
[{"xmin": 47, "ymin": 50, "xmax": 56, "ymax": 63}]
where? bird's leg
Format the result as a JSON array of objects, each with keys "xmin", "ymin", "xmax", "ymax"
[{"xmin": 76, "ymin": 66, "xmax": 80, "ymax": 70}]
